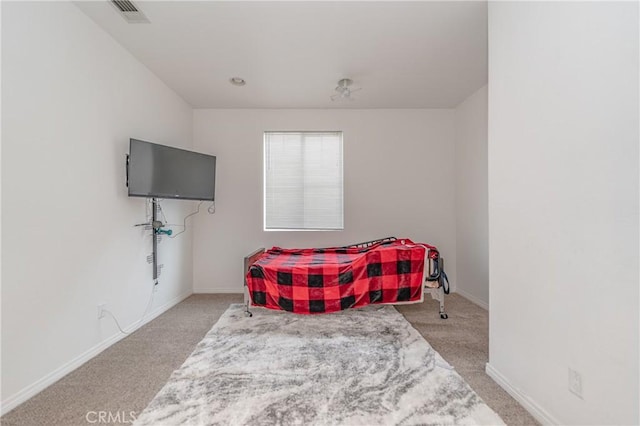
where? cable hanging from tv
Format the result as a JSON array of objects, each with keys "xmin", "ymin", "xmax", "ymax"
[{"xmin": 135, "ymin": 200, "xmax": 214, "ymax": 238}]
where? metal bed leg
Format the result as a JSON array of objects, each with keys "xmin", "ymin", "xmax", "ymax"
[
  {"xmin": 243, "ymin": 282, "xmax": 253, "ymax": 318},
  {"xmin": 428, "ymin": 257, "xmax": 449, "ymax": 320},
  {"xmin": 438, "ymin": 286, "xmax": 448, "ymax": 319},
  {"xmin": 427, "ymin": 286, "xmax": 448, "ymax": 320},
  {"xmin": 436, "ymin": 257, "xmax": 448, "ymax": 319}
]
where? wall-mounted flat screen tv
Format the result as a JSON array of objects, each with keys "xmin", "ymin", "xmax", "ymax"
[{"xmin": 127, "ymin": 139, "xmax": 216, "ymax": 201}]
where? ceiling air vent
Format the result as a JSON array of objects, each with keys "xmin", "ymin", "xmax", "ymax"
[{"xmin": 111, "ymin": 0, "xmax": 150, "ymax": 23}]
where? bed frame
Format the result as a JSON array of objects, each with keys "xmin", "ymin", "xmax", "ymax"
[{"xmin": 243, "ymin": 238, "xmax": 448, "ymax": 319}]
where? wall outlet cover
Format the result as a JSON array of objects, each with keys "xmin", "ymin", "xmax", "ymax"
[
  {"xmin": 98, "ymin": 303, "xmax": 107, "ymax": 319},
  {"xmin": 568, "ymin": 368, "xmax": 583, "ymax": 399}
]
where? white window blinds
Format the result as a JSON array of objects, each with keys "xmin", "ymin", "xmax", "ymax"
[{"xmin": 264, "ymin": 132, "xmax": 343, "ymax": 230}]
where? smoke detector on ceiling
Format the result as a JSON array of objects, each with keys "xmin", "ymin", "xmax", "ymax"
[{"xmin": 111, "ymin": 0, "xmax": 150, "ymax": 24}]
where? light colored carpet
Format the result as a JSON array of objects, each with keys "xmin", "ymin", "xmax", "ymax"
[
  {"xmin": 135, "ymin": 304, "xmax": 504, "ymax": 425},
  {"xmin": 1, "ymin": 294, "xmax": 538, "ymax": 425}
]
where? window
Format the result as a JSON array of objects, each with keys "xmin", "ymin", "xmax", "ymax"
[{"xmin": 264, "ymin": 131, "xmax": 343, "ymax": 230}]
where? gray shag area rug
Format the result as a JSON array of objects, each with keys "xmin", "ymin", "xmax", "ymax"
[{"xmin": 135, "ymin": 304, "xmax": 504, "ymax": 426}]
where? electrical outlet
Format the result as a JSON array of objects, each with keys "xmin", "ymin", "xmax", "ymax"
[
  {"xmin": 98, "ymin": 303, "xmax": 107, "ymax": 319},
  {"xmin": 568, "ymin": 368, "xmax": 583, "ymax": 399}
]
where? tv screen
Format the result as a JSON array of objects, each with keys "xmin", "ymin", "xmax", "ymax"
[{"xmin": 127, "ymin": 139, "xmax": 216, "ymax": 201}]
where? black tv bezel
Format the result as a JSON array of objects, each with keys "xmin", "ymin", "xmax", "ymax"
[{"xmin": 126, "ymin": 138, "xmax": 216, "ymax": 202}]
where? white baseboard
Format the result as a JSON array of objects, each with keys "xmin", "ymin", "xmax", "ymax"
[
  {"xmin": 0, "ymin": 290, "xmax": 192, "ymax": 416},
  {"xmin": 194, "ymin": 287, "xmax": 243, "ymax": 294},
  {"xmin": 485, "ymin": 363, "xmax": 561, "ymax": 425},
  {"xmin": 455, "ymin": 289, "xmax": 489, "ymax": 310}
]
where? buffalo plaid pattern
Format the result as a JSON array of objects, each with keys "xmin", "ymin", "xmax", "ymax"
[{"xmin": 246, "ymin": 239, "xmax": 439, "ymax": 314}]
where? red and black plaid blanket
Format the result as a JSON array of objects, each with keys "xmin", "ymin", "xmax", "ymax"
[{"xmin": 246, "ymin": 239, "xmax": 439, "ymax": 314}]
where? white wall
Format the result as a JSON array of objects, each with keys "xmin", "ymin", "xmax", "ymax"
[
  {"xmin": 192, "ymin": 109, "xmax": 456, "ymax": 293},
  {"xmin": 488, "ymin": 2, "xmax": 639, "ymax": 425},
  {"xmin": 454, "ymin": 85, "xmax": 488, "ymax": 308},
  {"xmin": 1, "ymin": 2, "xmax": 194, "ymax": 412}
]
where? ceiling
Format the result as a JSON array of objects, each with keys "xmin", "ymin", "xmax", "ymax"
[{"xmin": 76, "ymin": 1, "xmax": 487, "ymax": 109}]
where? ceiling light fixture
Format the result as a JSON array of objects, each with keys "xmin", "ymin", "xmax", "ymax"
[
  {"xmin": 229, "ymin": 77, "xmax": 246, "ymax": 86},
  {"xmin": 331, "ymin": 78, "xmax": 361, "ymax": 101}
]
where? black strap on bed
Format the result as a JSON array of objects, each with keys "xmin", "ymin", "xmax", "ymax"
[
  {"xmin": 429, "ymin": 257, "xmax": 450, "ymax": 294},
  {"xmin": 427, "ymin": 256, "xmax": 440, "ymax": 281},
  {"xmin": 440, "ymin": 269, "xmax": 450, "ymax": 294}
]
